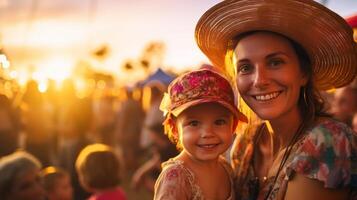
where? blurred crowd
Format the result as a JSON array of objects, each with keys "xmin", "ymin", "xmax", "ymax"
[
  {"xmin": 0, "ymin": 68, "xmax": 179, "ymax": 200},
  {"xmin": 0, "ymin": 66, "xmax": 356, "ymax": 200}
]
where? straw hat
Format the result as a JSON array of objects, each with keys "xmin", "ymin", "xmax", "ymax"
[{"xmin": 195, "ymin": 0, "xmax": 357, "ymax": 90}]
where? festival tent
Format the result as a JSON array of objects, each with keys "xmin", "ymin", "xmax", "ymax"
[{"xmin": 138, "ymin": 68, "xmax": 175, "ymax": 87}]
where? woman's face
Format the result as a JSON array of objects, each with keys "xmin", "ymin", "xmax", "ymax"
[
  {"xmin": 234, "ymin": 32, "xmax": 307, "ymax": 122},
  {"xmin": 8, "ymin": 168, "xmax": 45, "ymax": 200}
]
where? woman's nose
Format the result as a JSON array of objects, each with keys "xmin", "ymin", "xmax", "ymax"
[{"xmin": 253, "ymin": 66, "xmax": 269, "ymax": 88}]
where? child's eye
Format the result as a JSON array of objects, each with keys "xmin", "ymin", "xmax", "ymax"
[
  {"xmin": 237, "ymin": 64, "xmax": 252, "ymax": 74},
  {"xmin": 215, "ymin": 119, "xmax": 227, "ymax": 126},
  {"xmin": 188, "ymin": 120, "xmax": 199, "ymax": 127}
]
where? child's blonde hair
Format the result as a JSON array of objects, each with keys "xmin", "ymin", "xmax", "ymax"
[{"xmin": 75, "ymin": 143, "xmax": 121, "ymax": 190}]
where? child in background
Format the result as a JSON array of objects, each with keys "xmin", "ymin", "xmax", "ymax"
[
  {"xmin": 75, "ymin": 143, "xmax": 127, "ymax": 200},
  {"xmin": 41, "ymin": 166, "xmax": 73, "ymax": 200},
  {"xmin": 154, "ymin": 69, "xmax": 247, "ymax": 200}
]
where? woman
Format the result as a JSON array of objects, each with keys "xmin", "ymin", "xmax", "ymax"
[
  {"xmin": 0, "ymin": 151, "xmax": 46, "ymax": 200},
  {"xmin": 195, "ymin": 0, "xmax": 357, "ymax": 200}
]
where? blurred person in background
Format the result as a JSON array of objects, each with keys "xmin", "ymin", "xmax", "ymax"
[
  {"xmin": 56, "ymin": 98, "xmax": 92, "ymax": 200},
  {"xmin": 21, "ymin": 80, "xmax": 55, "ymax": 167},
  {"xmin": 140, "ymin": 81, "xmax": 166, "ymax": 149},
  {"xmin": 116, "ymin": 86, "xmax": 145, "ymax": 170},
  {"xmin": 41, "ymin": 166, "xmax": 73, "ymax": 200},
  {"xmin": 332, "ymin": 85, "xmax": 357, "ymax": 127},
  {"xmin": 0, "ymin": 94, "xmax": 21, "ymax": 157},
  {"xmin": 131, "ymin": 122, "xmax": 178, "ymax": 193},
  {"xmin": 352, "ymin": 113, "xmax": 357, "ymax": 134},
  {"xmin": 91, "ymin": 94, "xmax": 118, "ymax": 146},
  {"xmin": 130, "ymin": 81, "xmax": 173, "ymax": 194},
  {"xmin": 0, "ymin": 151, "xmax": 45, "ymax": 200}
]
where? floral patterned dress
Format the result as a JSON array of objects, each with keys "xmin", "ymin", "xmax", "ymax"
[
  {"xmin": 232, "ymin": 118, "xmax": 357, "ymax": 200},
  {"xmin": 154, "ymin": 156, "xmax": 235, "ymax": 200}
]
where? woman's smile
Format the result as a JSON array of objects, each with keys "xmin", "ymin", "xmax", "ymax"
[{"xmin": 252, "ymin": 91, "xmax": 282, "ymax": 101}]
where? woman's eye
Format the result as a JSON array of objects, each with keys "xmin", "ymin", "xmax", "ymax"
[
  {"xmin": 269, "ymin": 59, "xmax": 284, "ymax": 67},
  {"xmin": 237, "ymin": 64, "xmax": 252, "ymax": 74},
  {"xmin": 18, "ymin": 181, "xmax": 33, "ymax": 190},
  {"xmin": 215, "ymin": 119, "xmax": 227, "ymax": 125}
]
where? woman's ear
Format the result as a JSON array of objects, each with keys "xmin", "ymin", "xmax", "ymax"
[{"xmin": 300, "ymin": 72, "xmax": 310, "ymax": 87}]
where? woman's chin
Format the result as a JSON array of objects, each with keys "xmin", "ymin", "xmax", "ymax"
[{"xmin": 255, "ymin": 111, "xmax": 280, "ymax": 121}]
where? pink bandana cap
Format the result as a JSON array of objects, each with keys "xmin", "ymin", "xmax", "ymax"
[{"xmin": 160, "ymin": 68, "xmax": 247, "ymax": 122}]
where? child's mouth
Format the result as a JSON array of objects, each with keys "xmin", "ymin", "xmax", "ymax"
[{"xmin": 198, "ymin": 144, "xmax": 219, "ymax": 148}]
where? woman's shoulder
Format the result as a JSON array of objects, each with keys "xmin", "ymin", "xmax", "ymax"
[
  {"xmin": 300, "ymin": 117, "xmax": 355, "ymax": 157},
  {"xmin": 289, "ymin": 117, "xmax": 356, "ymax": 188},
  {"xmin": 305, "ymin": 117, "xmax": 355, "ymax": 145},
  {"xmin": 310, "ymin": 117, "xmax": 353, "ymax": 135}
]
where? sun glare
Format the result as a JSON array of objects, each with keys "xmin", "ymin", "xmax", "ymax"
[
  {"xmin": 37, "ymin": 57, "xmax": 72, "ymax": 82},
  {"xmin": 26, "ymin": 57, "xmax": 74, "ymax": 92},
  {"xmin": 0, "ymin": 54, "xmax": 10, "ymax": 69},
  {"xmin": 38, "ymin": 81, "xmax": 48, "ymax": 93}
]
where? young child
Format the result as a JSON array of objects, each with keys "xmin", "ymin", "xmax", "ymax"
[
  {"xmin": 75, "ymin": 143, "xmax": 127, "ymax": 200},
  {"xmin": 154, "ymin": 69, "xmax": 247, "ymax": 200},
  {"xmin": 41, "ymin": 166, "xmax": 73, "ymax": 200}
]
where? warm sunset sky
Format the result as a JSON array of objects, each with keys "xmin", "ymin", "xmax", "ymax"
[{"xmin": 0, "ymin": 0, "xmax": 356, "ymax": 83}]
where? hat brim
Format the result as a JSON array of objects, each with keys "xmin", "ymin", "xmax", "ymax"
[
  {"xmin": 195, "ymin": 0, "xmax": 357, "ymax": 90},
  {"xmin": 171, "ymin": 99, "xmax": 248, "ymax": 123}
]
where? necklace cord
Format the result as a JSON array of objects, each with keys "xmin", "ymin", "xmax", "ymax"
[{"xmin": 263, "ymin": 121, "xmax": 306, "ymax": 200}]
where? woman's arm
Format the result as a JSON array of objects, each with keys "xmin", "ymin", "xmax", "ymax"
[{"xmin": 285, "ymin": 174, "xmax": 349, "ymax": 200}]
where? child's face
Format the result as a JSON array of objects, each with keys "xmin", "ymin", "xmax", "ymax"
[
  {"xmin": 176, "ymin": 102, "xmax": 235, "ymax": 162},
  {"xmin": 49, "ymin": 175, "xmax": 73, "ymax": 200}
]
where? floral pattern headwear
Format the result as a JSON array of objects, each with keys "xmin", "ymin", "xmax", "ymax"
[{"xmin": 160, "ymin": 68, "xmax": 247, "ymax": 145}]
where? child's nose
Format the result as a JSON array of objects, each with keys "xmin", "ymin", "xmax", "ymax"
[{"xmin": 201, "ymin": 125, "xmax": 215, "ymax": 138}]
